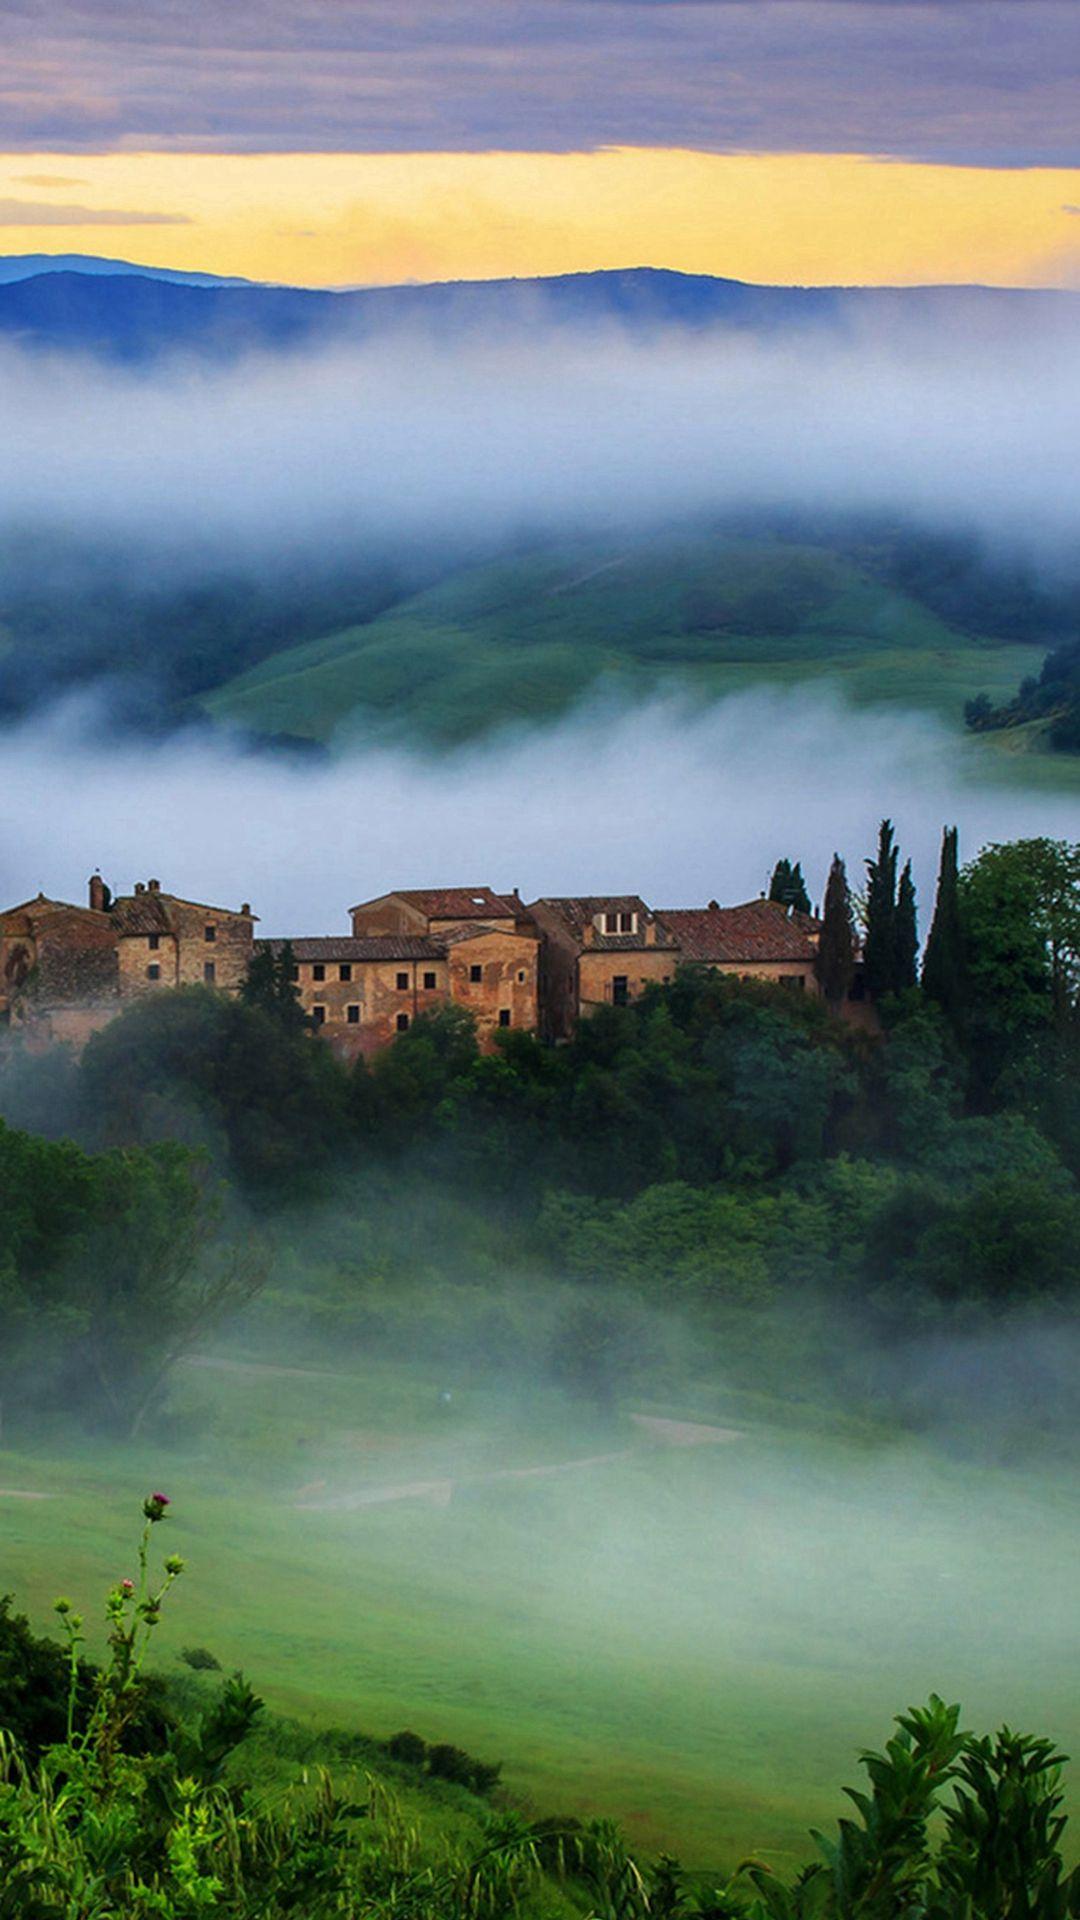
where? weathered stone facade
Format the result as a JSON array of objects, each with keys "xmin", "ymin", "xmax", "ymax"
[
  {"xmin": 0, "ymin": 873, "xmax": 870, "ymax": 1060},
  {"xmin": 0, "ymin": 877, "xmax": 254, "ymax": 1046}
]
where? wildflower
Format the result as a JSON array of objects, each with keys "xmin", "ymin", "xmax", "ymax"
[
  {"xmin": 143, "ymin": 1491, "xmax": 171, "ymax": 1522},
  {"xmin": 163, "ymin": 1554, "xmax": 185, "ymax": 1576},
  {"xmin": 121, "ymin": 1578, "xmax": 135, "ymax": 1596},
  {"xmin": 53, "ymin": 1597, "xmax": 72, "ymax": 1615}
]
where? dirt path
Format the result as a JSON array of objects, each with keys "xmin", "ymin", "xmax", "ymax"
[
  {"xmin": 296, "ymin": 1418, "xmax": 743, "ymax": 1513},
  {"xmin": 0, "ymin": 1488, "xmax": 54, "ymax": 1500}
]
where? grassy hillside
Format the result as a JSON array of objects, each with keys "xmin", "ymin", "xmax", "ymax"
[
  {"xmin": 3, "ymin": 1347, "xmax": 1077, "ymax": 1871},
  {"xmin": 199, "ymin": 535, "xmax": 1039, "ymax": 749}
]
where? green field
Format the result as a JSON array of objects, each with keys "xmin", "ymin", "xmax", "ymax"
[
  {"xmin": 199, "ymin": 535, "xmax": 1043, "ymax": 753},
  {"xmin": 3, "ymin": 1347, "xmax": 1077, "ymax": 1873}
]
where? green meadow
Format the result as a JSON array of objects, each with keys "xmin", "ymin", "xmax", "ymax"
[
  {"xmin": 199, "ymin": 535, "xmax": 1044, "ymax": 757},
  {"xmin": 4, "ymin": 1346, "xmax": 1077, "ymax": 1873}
]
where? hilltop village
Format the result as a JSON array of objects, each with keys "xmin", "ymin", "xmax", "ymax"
[{"xmin": 0, "ymin": 876, "xmax": 869, "ymax": 1057}]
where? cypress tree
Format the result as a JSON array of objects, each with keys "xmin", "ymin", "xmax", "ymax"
[
  {"xmin": 894, "ymin": 859, "xmax": 919, "ymax": 991},
  {"xmin": 815, "ymin": 854, "xmax": 855, "ymax": 1008},
  {"xmin": 922, "ymin": 826, "xmax": 968, "ymax": 1029},
  {"xmin": 864, "ymin": 819, "xmax": 900, "ymax": 998},
  {"xmin": 769, "ymin": 858, "xmax": 811, "ymax": 915}
]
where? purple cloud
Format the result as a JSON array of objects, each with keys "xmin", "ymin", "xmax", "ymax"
[{"xmin": 0, "ymin": 2, "xmax": 1076, "ymax": 166}]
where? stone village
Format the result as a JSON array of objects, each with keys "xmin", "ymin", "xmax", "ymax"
[{"xmin": 0, "ymin": 877, "xmax": 869, "ymax": 1058}]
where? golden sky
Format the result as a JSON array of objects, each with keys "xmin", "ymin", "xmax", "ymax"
[{"xmin": 2, "ymin": 148, "xmax": 1079, "ymax": 289}]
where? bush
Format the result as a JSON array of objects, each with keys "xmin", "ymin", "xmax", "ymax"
[{"xmin": 386, "ymin": 1727, "xmax": 427, "ymax": 1766}]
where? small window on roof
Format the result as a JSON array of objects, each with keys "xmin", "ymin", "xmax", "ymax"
[{"xmin": 471, "ymin": 895, "xmax": 486, "ymax": 905}]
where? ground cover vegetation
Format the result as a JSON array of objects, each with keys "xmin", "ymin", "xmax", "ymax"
[
  {"xmin": 0, "ymin": 1495, "xmax": 1077, "ymax": 1917},
  {"xmin": 3, "ymin": 825, "xmax": 1080, "ymax": 1895}
]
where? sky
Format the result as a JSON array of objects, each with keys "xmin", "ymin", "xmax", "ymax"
[{"xmin": 0, "ymin": 1, "xmax": 1078, "ymax": 287}]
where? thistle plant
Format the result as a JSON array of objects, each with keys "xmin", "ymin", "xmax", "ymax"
[{"xmin": 52, "ymin": 1487, "xmax": 184, "ymax": 1766}]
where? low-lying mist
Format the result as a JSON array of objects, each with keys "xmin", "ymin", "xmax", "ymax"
[
  {"xmin": 1, "ymin": 313, "xmax": 1079, "ymax": 573},
  {"xmin": 4, "ymin": 688, "xmax": 1078, "ymax": 929}
]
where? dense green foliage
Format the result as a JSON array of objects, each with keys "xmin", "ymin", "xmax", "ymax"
[{"xmin": 965, "ymin": 631, "xmax": 1080, "ymax": 755}]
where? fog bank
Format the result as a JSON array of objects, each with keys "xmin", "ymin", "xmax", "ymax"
[
  {"xmin": 1, "ymin": 317, "xmax": 1079, "ymax": 570},
  {"xmin": 3, "ymin": 690, "xmax": 1078, "ymax": 930}
]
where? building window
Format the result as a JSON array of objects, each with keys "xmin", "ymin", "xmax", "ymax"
[
  {"xmin": 312, "ymin": 1004, "xmax": 326, "ymax": 1025},
  {"xmin": 603, "ymin": 910, "xmax": 636, "ymax": 935},
  {"xmin": 470, "ymin": 963, "xmax": 482, "ymax": 983},
  {"xmin": 290, "ymin": 964, "xmax": 300, "ymax": 982},
  {"xmin": 204, "ymin": 924, "xmax": 216, "ymax": 943},
  {"xmin": 339, "ymin": 962, "xmax": 352, "ymax": 982},
  {"xmin": 423, "ymin": 971, "xmax": 437, "ymax": 990},
  {"xmin": 396, "ymin": 1012, "xmax": 410, "ymax": 1032},
  {"xmin": 204, "ymin": 961, "xmax": 216, "ymax": 984},
  {"xmin": 780, "ymin": 975, "xmax": 806, "ymax": 991},
  {"xmin": 313, "ymin": 963, "xmax": 325, "ymax": 982},
  {"xmin": 347, "ymin": 1004, "xmax": 360, "ymax": 1025},
  {"xmin": 148, "ymin": 932, "xmax": 160, "ymax": 951},
  {"xmin": 499, "ymin": 1009, "xmax": 511, "ymax": 1027},
  {"xmin": 612, "ymin": 975, "xmax": 629, "ymax": 1006},
  {"xmin": 517, "ymin": 969, "xmax": 526, "ymax": 983},
  {"xmin": 396, "ymin": 971, "xmax": 409, "ymax": 991},
  {"xmin": 146, "ymin": 964, "xmax": 160, "ymax": 981}
]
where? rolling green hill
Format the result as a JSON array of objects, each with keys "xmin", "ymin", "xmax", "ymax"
[{"xmin": 199, "ymin": 534, "xmax": 1040, "ymax": 749}]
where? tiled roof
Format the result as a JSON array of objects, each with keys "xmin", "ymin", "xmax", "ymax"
[
  {"xmin": 661, "ymin": 900, "xmax": 819, "ymax": 964},
  {"xmin": 0, "ymin": 896, "xmax": 105, "ymax": 931},
  {"xmin": 350, "ymin": 887, "xmax": 518, "ymax": 920},
  {"xmin": 531, "ymin": 896, "xmax": 679, "ymax": 951},
  {"xmin": 112, "ymin": 892, "xmax": 257, "ymax": 935},
  {"xmin": 440, "ymin": 922, "xmax": 537, "ymax": 947},
  {"xmin": 259, "ymin": 936, "xmax": 445, "ymax": 962}
]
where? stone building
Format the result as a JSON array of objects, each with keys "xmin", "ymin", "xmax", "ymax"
[
  {"xmin": 526, "ymin": 896, "xmax": 681, "ymax": 1040},
  {"xmin": 0, "ymin": 876, "xmax": 255, "ymax": 1046},
  {"xmin": 659, "ymin": 899, "xmax": 822, "ymax": 993},
  {"xmin": 266, "ymin": 885, "xmax": 542, "ymax": 1057},
  {"xmin": 110, "ymin": 880, "xmax": 256, "ymax": 997}
]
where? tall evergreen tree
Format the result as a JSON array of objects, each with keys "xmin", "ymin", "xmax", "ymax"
[
  {"xmin": 240, "ymin": 940, "xmax": 309, "ymax": 1033},
  {"xmin": 815, "ymin": 854, "xmax": 855, "ymax": 1008},
  {"xmin": 864, "ymin": 819, "xmax": 900, "ymax": 998},
  {"xmin": 768, "ymin": 858, "xmax": 812, "ymax": 916},
  {"xmin": 922, "ymin": 826, "xmax": 968, "ymax": 1030},
  {"xmin": 894, "ymin": 859, "xmax": 919, "ymax": 991}
]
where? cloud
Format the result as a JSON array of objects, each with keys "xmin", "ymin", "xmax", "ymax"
[
  {"xmin": 0, "ymin": 1, "xmax": 1076, "ymax": 166},
  {"xmin": 0, "ymin": 197, "xmax": 189, "ymax": 226},
  {"xmin": 14, "ymin": 172, "xmax": 88, "ymax": 187}
]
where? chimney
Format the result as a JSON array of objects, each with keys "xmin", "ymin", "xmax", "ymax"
[
  {"xmin": 134, "ymin": 882, "xmax": 146, "ymax": 895},
  {"xmin": 708, "ymin": 899, "xmax": 719, "ymax": 911},
  {"xmin": 147, "ymin": 878, "xmax": 161, "ymax": 893},
  {"xmin": 89, "ymin": 873, "xmax": 107, "ymax": 913},
  {"xmin": 241, "ymin": 903, "xmax": 251, "ymax": 917}
]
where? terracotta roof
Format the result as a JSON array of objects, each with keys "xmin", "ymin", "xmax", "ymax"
[
  {"xmin": 259, "ymin": 936, "xmax": 445, "ymax": 962},
  {"xmin": 112, "ymin": 891, "xmax": 257, "ymax": 935},
  {"xmin": 440, "ymin": 922, "xmax": 538, "ymax": 947},
  {"xmin": 661, "ymin": 900, "xmax": 818, "ymax": 964},
  {"xmin": 530, "ymin": 896, "xmax": 679, "ymax": 951},
  {"xmin": 350, "ymin": 887, "xmax": 518, "ymax": 920},
  {"xmin": 0, "ymin": 896, "xmax": 107, "ymax": 931}
]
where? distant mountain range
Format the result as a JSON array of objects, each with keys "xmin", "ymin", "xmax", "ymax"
[{"xmin": 0, "ymin": 256, "xmax": 1074, "ymax": 361}]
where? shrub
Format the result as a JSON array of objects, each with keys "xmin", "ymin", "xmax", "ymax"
[{"xmin": 386, "ymin": 1727, "xmax": 428, "ymax": 1766}]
